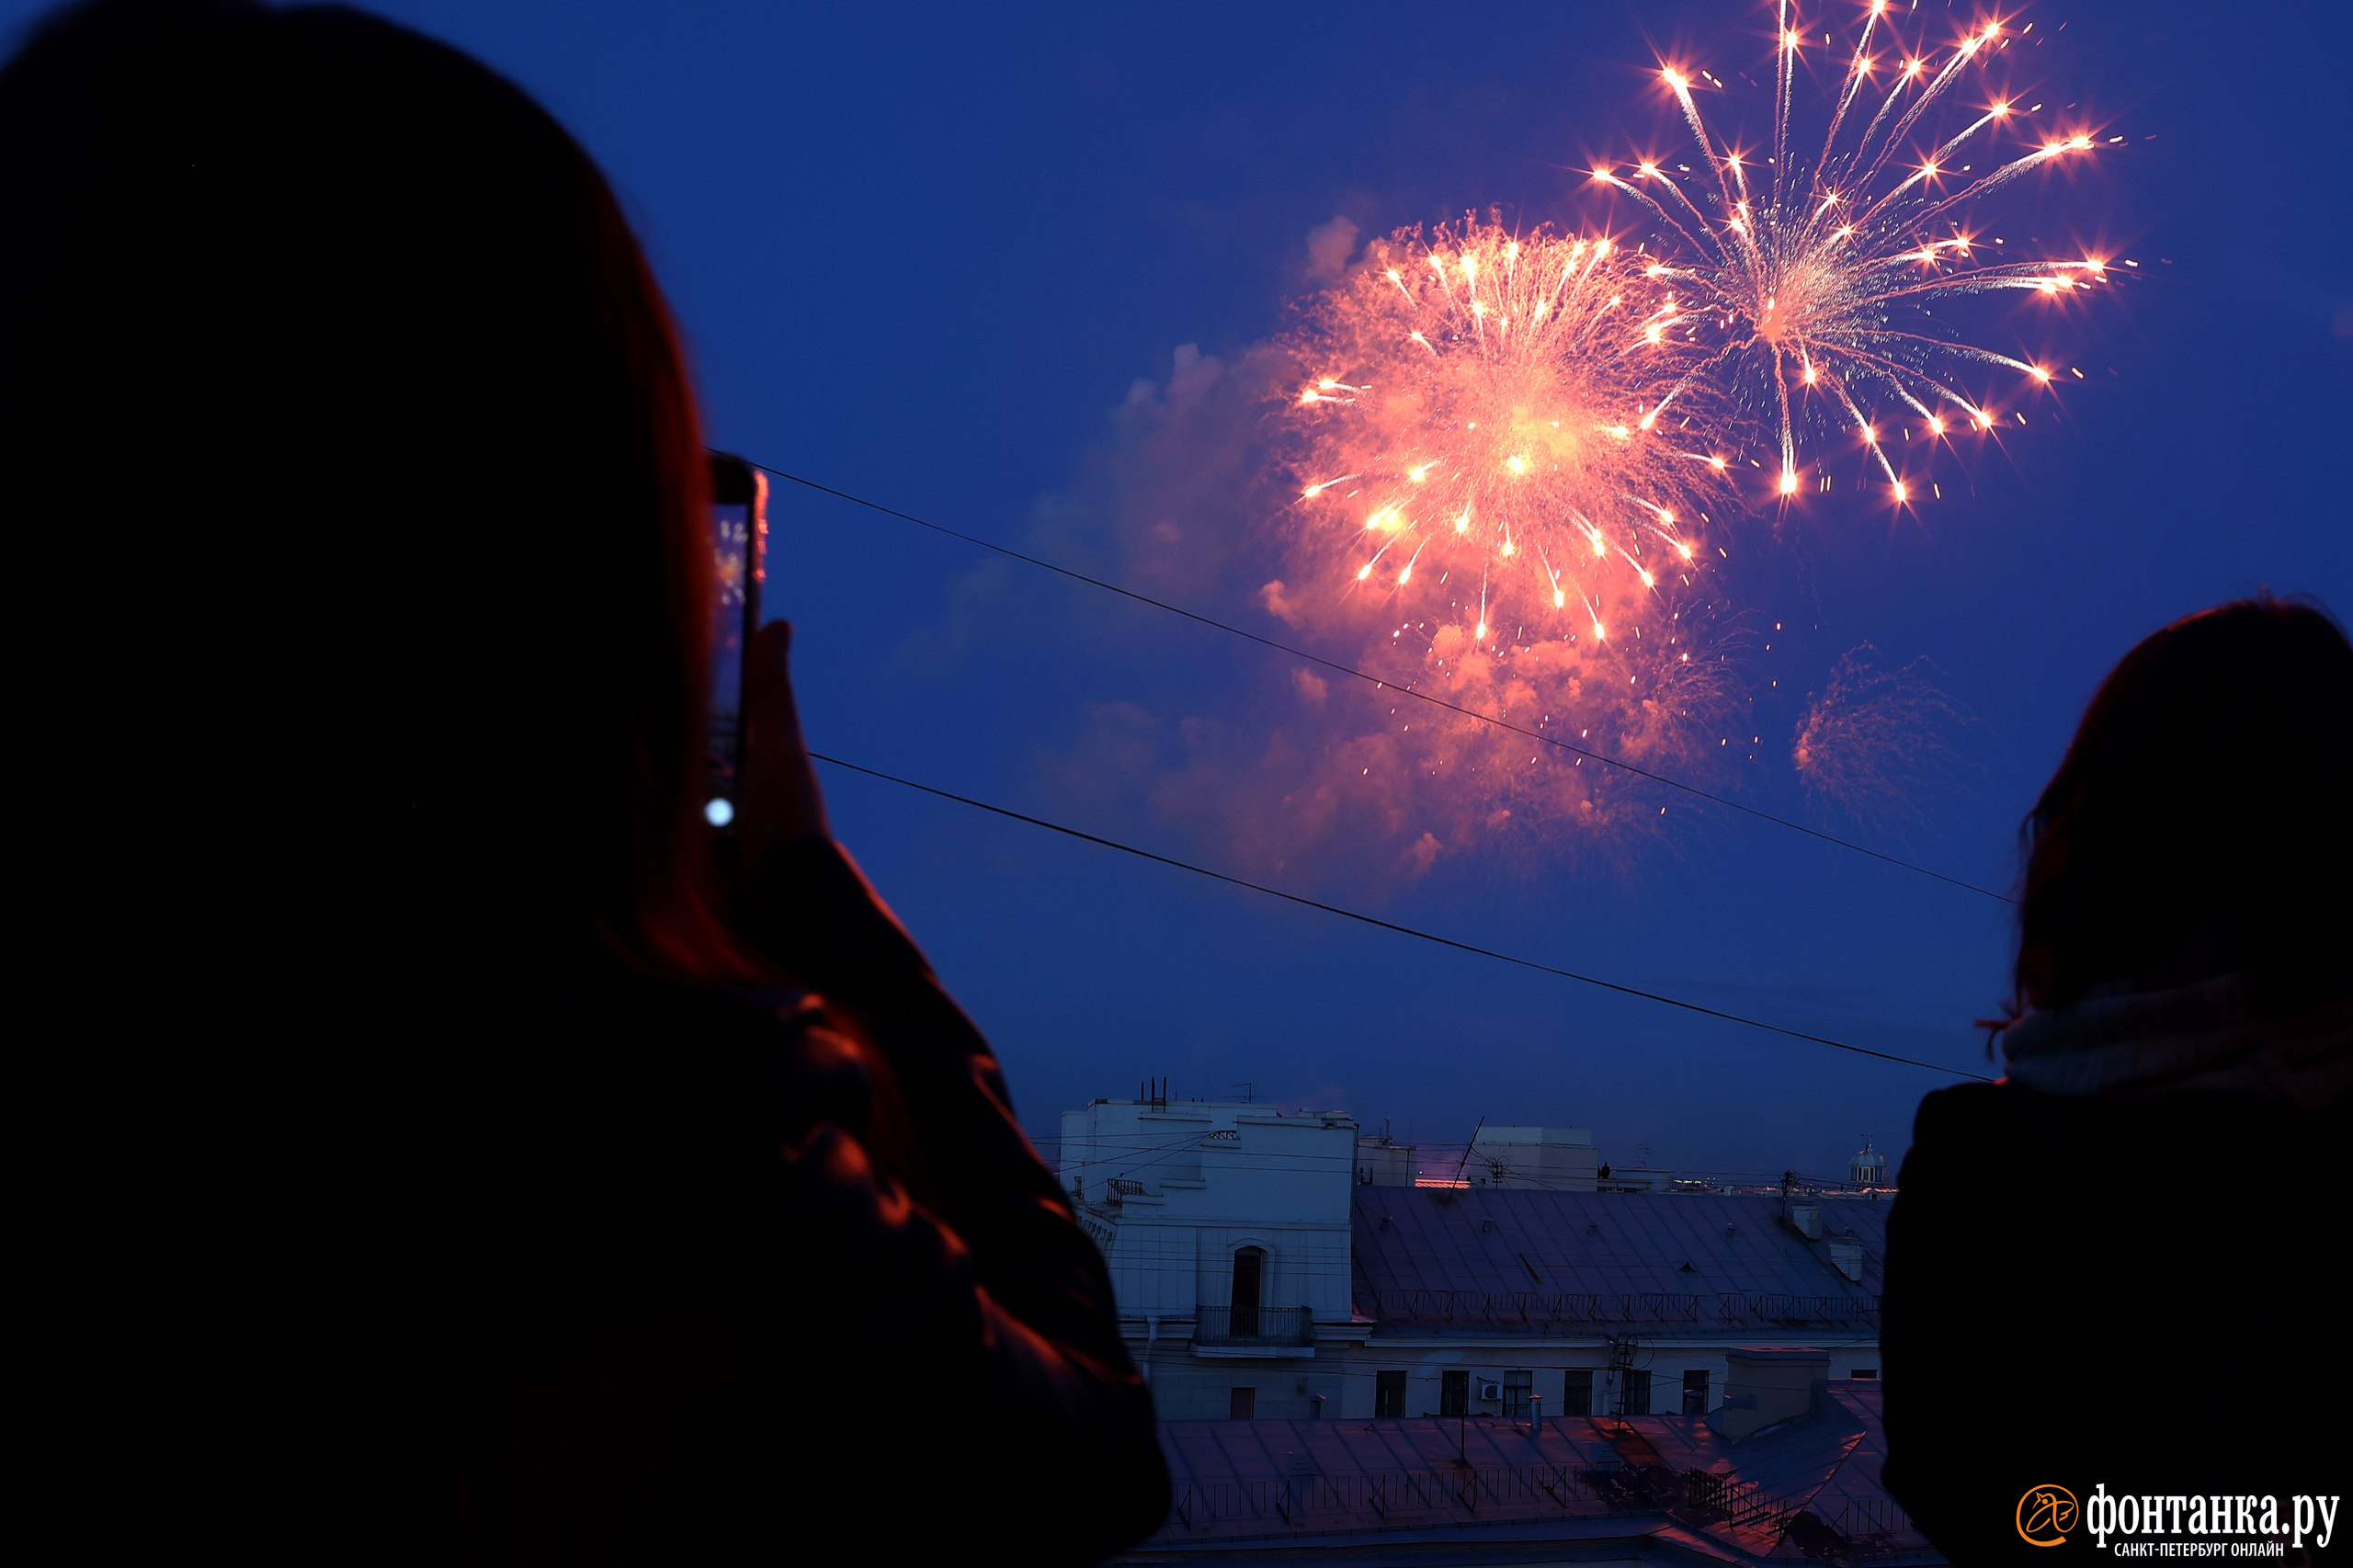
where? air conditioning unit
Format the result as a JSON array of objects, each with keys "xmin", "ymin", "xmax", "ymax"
[{"xmin": 1478, "ymin": 1381, "xmax": 1503, "ymax": 1402}]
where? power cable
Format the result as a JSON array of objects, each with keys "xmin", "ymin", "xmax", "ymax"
[
  {"xmin": 812, "ymin": 750, "xmax": 1994, "ymax": 1082},
  {"xmin": 752, "ymin": 459, "xmax": 2014, "ymax": 906}
]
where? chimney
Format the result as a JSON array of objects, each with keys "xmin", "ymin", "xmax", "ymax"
[
  {"xmin": 1828, "ymin": 1237, "xmax": 1865, "ymax": 1282},
  {"xmin": 1710, "ymin": 1347, "xmax": 1829, "ymax": 1440},
  {"xmin": 1789, "ymin": 1202, "xmax": 1822, "ymax": 1240}
]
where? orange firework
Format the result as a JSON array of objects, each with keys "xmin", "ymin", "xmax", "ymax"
[
  {"xmin": 1288, "ymin": 217, "xmax": 1725, "ymax": 653},
  {"xmin": 1593, "ymin": 0, "xmax": 2111, "ymax": 504}
]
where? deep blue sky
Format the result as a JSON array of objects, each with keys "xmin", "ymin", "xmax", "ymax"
[{"xmin": 22, "ymin": 0, "xmax": 2342, "ymax": 1176}]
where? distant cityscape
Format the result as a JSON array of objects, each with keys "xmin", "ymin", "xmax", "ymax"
[{"xmin": 1061, "ymin": 1087, "xmax": 1923, "ymax": 1562}]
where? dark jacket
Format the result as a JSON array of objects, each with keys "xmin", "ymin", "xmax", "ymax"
[
  {"xmin": 1881, "ymin": 1079, "xmax": 2347, "ymax": 1563},
  {"xmin": 348, "ymin": 839, "xmax": 1169, "ymax": 1563}
]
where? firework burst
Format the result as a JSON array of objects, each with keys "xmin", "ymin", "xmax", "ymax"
[
  {"xmin": 1269, "ymin": 216, "xmax": 1744, "ymax": 848},
  {"xmin": 1592, "ymin": 0, "xmax": 2110, "ymax": 504},
  {"xmin": 1288, "ymin": 217, "xmax": 1726, "ymax": 652},
  {"xmin": 1793, "ymin": 643, "xmax": 1984, "ymax": 836}
]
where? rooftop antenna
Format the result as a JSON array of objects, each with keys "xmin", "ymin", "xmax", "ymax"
[{"xmin": 1450, "ymin": 1115, "xmax": 1486, "ymax": 1187}]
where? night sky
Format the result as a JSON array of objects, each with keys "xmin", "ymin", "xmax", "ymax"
[{"xmin": 25, "ymin": 0, "xmax": 2343, "ymax": 1177}]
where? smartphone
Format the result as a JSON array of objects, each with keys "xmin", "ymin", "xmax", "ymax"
[{"xmin": 705, "ymin": 452, "xmax": 767, "ymax": 826}]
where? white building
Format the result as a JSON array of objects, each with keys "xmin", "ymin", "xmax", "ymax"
[
  {"xmin": 1464, "ymin": 1125, "xmax": 1599, "ymax": 1190},
  {"xmin": 1059, "ymin": 1096, "xmax": 1364, "ymax": 1420},
  {"xmin": 1063, "ymin": 1095, "xmax": 1886, "ymax": 1425}
]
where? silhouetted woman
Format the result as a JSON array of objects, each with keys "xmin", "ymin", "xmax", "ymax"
[
  {"xmin": 1882, "ymin": 597, "xmax": 2350, "ymax": 1562},
  {"xmin": 0, "ymin": 1, "xmax": 1167, "ymax": 1559}
]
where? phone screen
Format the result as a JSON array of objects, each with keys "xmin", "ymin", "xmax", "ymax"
[{"xmin": 705, "ymin": 456, "xmax": 767, "ymax": 826}]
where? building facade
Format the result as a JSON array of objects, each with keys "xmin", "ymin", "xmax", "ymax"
[
  {"xmin": 1059, "ymin": 1096, "xmax": 1365, "ymax": 1421},
  {"xmin": 1061, "ymin": 1096, "xmax": 1886, "ymax": 1425},
  {"xmin": 1122, "ymin": 1360, "xmax": 1933, "ymax": 1563}
]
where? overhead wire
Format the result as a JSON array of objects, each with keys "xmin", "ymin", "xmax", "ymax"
[
  {"xmin": 813, "ymin": 751, "xmax": 1994, "ymax": 1083},
  {"xmin": 749, "ymin": 458, "xmax": 2014, "ymax": 905}
]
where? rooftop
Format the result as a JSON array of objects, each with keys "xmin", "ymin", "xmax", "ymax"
[
  {"xmin": 1126, "ymin": 1382, "xmax": 1927, "ymax": 1562},
  {"xmin": 1354, "ymin": 1187, "xmax": 1884, "ymax": 1334}
]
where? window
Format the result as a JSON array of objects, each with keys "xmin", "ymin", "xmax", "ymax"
[
  {"xmin": 1561, "ymin": 1369, "xmax": 1594, "ymax": 1416},
  {"xmin": 1620, "ymin": 1369, "xmax": 1651, "ymax": 1416},
  {"xmin": 1850, "ymin": 1367, "xmax": 1879, "ymax": 1380},
  {"xmin": 1503, "ymin": 1369, "xmax": 1533, "ymax": 1420},
  {"xmin": 1439, "ymin": 1369, "xmax": 1469, "ymax": 1416},
  {"xmin": 1682, "ymin": 1369, "xmax": 1710, "ymax": 1416},
  {"xmin": 1229, "ymin": 1385, "xmax": 1256, "ymax": 1420},
  {"xmin": 1230, "ymin": 1246, "xmax": 1266, "ymax": 1339},
  {"xmin": 1375, "ymin": 1370, "xmax": 1406, "ymax": 1418}
]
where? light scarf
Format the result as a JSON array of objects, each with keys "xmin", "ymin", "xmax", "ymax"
[{"xmin": 2000, "ymin": 972, "xmax": 2353, "ymax": 1111}]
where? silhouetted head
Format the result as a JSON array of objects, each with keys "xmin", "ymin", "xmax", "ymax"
[
  {"xmin": 2013, "ymin": 596, "xmax": 2352, "ymax": 1018},
  {"xmin": 1, "ymin": 0, "xmax": 731, "ymax": 984}
]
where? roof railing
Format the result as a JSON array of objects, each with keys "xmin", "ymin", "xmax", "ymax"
[
  {"xmin": 1363, "ymin": 1287, "xmax": 1879, "ymax": 1332},
  {"xmin": 1193, "ymin": 1304, "xmax": 1314, "ymax": 1347}
]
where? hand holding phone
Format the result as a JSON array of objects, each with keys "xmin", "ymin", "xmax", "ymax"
[{"xmin": 736, "ymin": 619, "xmax": 831, "ymax": 857}]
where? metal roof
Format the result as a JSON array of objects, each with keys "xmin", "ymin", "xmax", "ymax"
[
  {"xmin": 1140, "ymin": 1384, "xmax": 1929, "ymax": 1560},
  {"xmin": 1352, "ymin": 1187, "xmax": 1886, "ymax": 1332}
]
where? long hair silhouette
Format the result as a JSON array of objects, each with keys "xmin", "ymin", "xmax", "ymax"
[
  {"xmin": 2007, "ymin": 594, "xmax": 2352, "ymax": 1022},
  {"xmin": 2, "ymin": 0, "xmax": 744, "ymax": 989}
]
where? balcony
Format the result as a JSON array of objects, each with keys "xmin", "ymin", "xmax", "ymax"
[{"xmin": 1193, "ymin": 1304, "xmax": 1314, "ymax": 1349}]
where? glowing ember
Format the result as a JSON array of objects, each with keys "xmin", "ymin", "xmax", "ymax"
[{"xmin": 1593, "ymin": 1, "xmax": 2108, "ymax": 505}]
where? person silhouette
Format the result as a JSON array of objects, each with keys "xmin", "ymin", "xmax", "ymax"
[
  {"xmin": 1882, "ymin": 596, "xmax": 2350, "ymax": 1562},
  {"xmin": 0, "ymin": 1, "xmax": 1167, "ymax": 1559}
]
